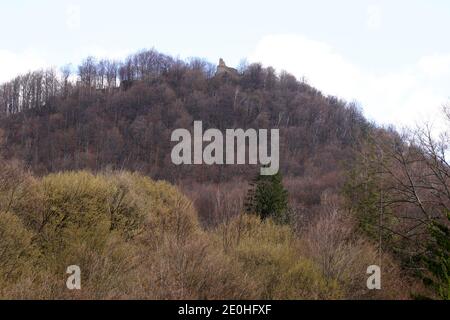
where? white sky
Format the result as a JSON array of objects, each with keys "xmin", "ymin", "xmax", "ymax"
[{"xmin": 1, "ymin": 0, "xmax": 449, "ymax": 130}]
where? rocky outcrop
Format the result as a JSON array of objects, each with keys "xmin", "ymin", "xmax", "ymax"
[{"xmin": 216, "ymin": 58, "xmax": 239, "ymax": 77}]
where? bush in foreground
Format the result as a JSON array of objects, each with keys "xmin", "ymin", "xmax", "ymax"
[{"xmin": 0, "ymin": 170, "xmax": 422, "ymax": 299}]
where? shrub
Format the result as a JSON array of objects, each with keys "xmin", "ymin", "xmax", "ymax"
[
  {"xmin": 0, "ymin": 159, "xmax": 33, "ymax": 213},
  {"xmin": 182, "ymin": 180, "xmax": 247, "ymax": 228},
  {"xmin": 302, "ymin": 196, "xmax": 415, "ymax": 299},
  {"xmin": 110, "ymin": 172, "xmax": 200, "ymax": 244},
  {"xmin": 215, "ymin": 214, "xmax": 342, "ymax": 299},
  {"xmin": 0, "ymin": 171, "xmax": 204, "ymax": 299},
  {"xmin": 0, "ymin": 212, "xmax": 37, "ymax": 282},
  {"xmin": 10, "ymin": 172, "xmax": 115, "ymax": 271},
  {"xmin": 138, "ymin": 233, "xmax": 259, "ymax": 299},
  {"xmin": 0, "ymin": 170, "xmax": 419, "ymax": 299}
]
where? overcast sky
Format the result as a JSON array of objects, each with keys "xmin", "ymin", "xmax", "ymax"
[{"xmin": 1, "ymin": 0, "xmax": 449, "ymax": 130}]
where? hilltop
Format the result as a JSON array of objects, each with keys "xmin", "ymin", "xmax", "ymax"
[{"xmin": 0, "ymin": 49, "xmax": 371, "ymax": 182}]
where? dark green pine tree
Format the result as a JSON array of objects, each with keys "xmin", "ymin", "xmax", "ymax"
[
  {"xmin": 245, "ymin": 169, "xmax": 289, "ymax": 223},
  {"xmin": 421, "ymin": 212, "xmax": 450, "ymax": 300}
]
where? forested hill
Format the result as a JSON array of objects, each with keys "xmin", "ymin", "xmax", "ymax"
[
  {"xmin": 0, "ymin": 49, "xmax": 446, "ymax": 300},
  {"xmin": 0, "ymin": 48, "xmax": 372, "ymax": 182}
]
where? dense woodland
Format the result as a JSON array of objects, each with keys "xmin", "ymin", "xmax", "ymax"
[
  {"xmin": 0, "ymin": 49, "xmax": 369, "ymax": 181},
  {"xmin": 0, "ymin": 48, "xmax": 448, "ymax": 299}
]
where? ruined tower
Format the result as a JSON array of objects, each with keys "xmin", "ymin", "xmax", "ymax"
[{"xmin": 216, "ymin": 58, "xmax": 239, "ymax": 77}]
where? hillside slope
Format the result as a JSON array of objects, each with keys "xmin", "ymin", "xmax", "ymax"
[{"xmin": 0, "ymin": 49, "xmax": 371, "ymax": 183}]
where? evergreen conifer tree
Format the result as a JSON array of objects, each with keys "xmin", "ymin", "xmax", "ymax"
[
  {"xmin": 422, "ymin": 212, "xmax": 450, "ymax": 300},
  {"xmin": 245, "ymin": 170, "xmax": 289, "ymax": 223}
]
